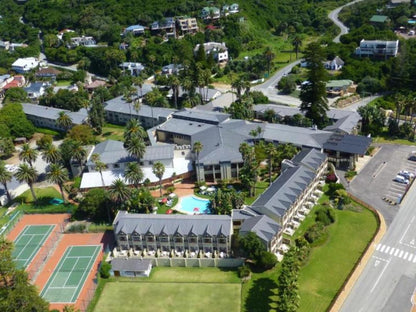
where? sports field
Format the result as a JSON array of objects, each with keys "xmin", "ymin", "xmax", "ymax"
[
  {"xmin": 94, "ymin": 282, "xmax": 241, "ymax": 312},
  {"xmin": 12, "ymin": 224, "xmax": 54, "ymax": 268},
  {"xmin": 40, "ymin": 245, "xmax": 101, "ymax": 303}
]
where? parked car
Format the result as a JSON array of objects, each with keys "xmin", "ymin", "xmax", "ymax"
[
  {"xmin": 394, "ymin": 175, "xmax": 409, "ymax": 184},
  {"xmin": 398, "ymin": 170, "xmax": 414, "ymax": 180},
  {"xmin": 409, "ymin": 155, "xmax": 416, "ymax": 161}
]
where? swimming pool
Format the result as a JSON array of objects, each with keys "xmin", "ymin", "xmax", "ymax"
[{"xmin": 179, "ymin": 196, "xmax": 211, "ymax": 214}]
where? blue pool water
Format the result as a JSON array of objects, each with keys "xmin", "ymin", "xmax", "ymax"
[{"xmin": 180, "ymin": 196, "xmax": 211, "ymax": 214}]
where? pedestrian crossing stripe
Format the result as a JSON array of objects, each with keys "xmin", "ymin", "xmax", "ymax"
[{"xmin": 376, "ymin": 244, "xmax": 416, "ymax": 263}]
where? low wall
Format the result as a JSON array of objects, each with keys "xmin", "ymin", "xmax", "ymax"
[{"xmin": 149, "ymin": 257, "xmax": 244, "ymax": 268}]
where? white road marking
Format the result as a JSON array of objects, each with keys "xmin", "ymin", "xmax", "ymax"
[
  {"xmin": 380, "ymin": 245, "xmax": 386, "ymax": 252},
  {"xmin": 399, "ymin": 250, "xmax": 404, "ymax": 258},
  {"xmin": 385, "ymin": 246, "xmax": 391, "ymax": 253},
  {"xmin": 413, "ymin": 256, "xmax": 416, "ymax": 263},
  {"xmin": 370, "ymin": 259, "xmax": 390, "ymax": 293},
  {"xmin": 394, "ymin": 249, "xmax": 400, "ymax": 256},
  {"xmin": 373, "ymin": 255, "xmax": 389, "ymax": 262},
  {"xmin": 409, "ymin": 254, "xmax": 413, "ymax": 262},
  {"xmin": 375, "ymin": 260, "xmax": 380, "ymax": 267},
  {"xmin": 400, "ymin": 222, "xmax": 412, "ymax": 244},
  {"xmin": 390, "ymin": 248, "xmax": 395, "ymax": 255},
  {"xmin": 404, "ymin": 252, "xmax": 409, "ymax": 260}
]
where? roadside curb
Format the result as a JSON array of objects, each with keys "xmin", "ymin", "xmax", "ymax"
[{"xmin": 328, "ymin": 198, "xmax": 386, "ymax": 312}]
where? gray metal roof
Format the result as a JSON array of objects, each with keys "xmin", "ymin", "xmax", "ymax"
[
  {"xmin": 253, "ymin": 104, "xmax": 301, "ymax": 118},
  {"xmin": 231, "ymin": 208, "xmax": 260, "ymax": 221},
  {"xmin": 240, "ymin": 215, "xmax": 281, "ymax": 244},
  {"xmin": 250, "ymin": 149, "xmax": 327, "ymax": 221},
  {"xmin": 104, "ymin": 95, "xmax": 176, "ymax": 118},
  {"xmin": 21, "ymin": 103, "xmax": 88, "ymax": 125},
  {"xmin": 24, "ymin": 82, "xmax": 46, "ymax": 93},
  {"xmin": 111, "ymin": 258, "xmax": 152, "ymax": 272},
  {"xmin": 157, "ymin": 118, "xmax": 215, "ymax": 136},
  {"xmin": 113, "ymin": 211, "xmax": 232, "ymax": 237},
  {"xmin": 323, "ymin": 133, "xmax": 372, "ymax": 155},
  {"xmin": 173, "ymin": 108, "xmax": 229, "ymax": 124},
  {"xmin": 87, "ymin": 140, "xmax": 173, "ymax": 165}
]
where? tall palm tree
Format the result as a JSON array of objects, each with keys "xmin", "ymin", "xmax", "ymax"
[
  {"xmin": 46, "ymin": 164, "xmax": 69, "ymax": 203},
  {"xmin": 265, "ymin": 143, "xmax": 277, "ymax": 184},
  {"xmin": 91, "ymin": 153, "xmax": 107, "ymax": 187},
  {"xmin": 0, "ymin": 161, "xmax": 13, "ymax": 202},
  {"xmin": 132, "ymin": 75, "xmax": 144, "ymax": 99},
  {"xmin": 15, "ymin": 163, "xmax": 38, "ymax": 202},
  {"xmin": 125, "ymin": 162, "xmax": 144, "ymax": 188},
  {"xmin": 71, "ymin": 141, "xmax": 87, "ymax": 176},
  {"xmin": 125, "ymin": 136, "xmax": 146, "ymax": 161},
  {"xmin": 124, "ymin": 119, "xmax": 146, "ymax": 142},
  {"xmin": 108, "ymin": 178, "xmax": 130, "ymax": 208},
  {"xmin": 19, "ymin": 144, "xmax": 38, "ymax": 167},
  {"xmin": 168, "ymin": 74, "xmax": 180, "ymax": 108},
  {"xmin": 56, "ymin": 111, "xmax": 73, "ymax": 131},
  {"xmin": 264, "ymin": 47, "xmax": 275, "ymax": 76},
  {"xmin": 193, "ymin": 141, "xmax": 203, "ymax": 183},
  {"xmin": 42, "ymin": 143, "xmax": 60, "ymax": 164},
  {"xmin": 152, "ymin": 162, "xmax": 165, "ymax": 197},
  {"xmin": 291, "ymin": 35, "xmax": 303, "ymax": 60}
]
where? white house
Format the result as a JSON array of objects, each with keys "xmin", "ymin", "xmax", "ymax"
[
  {"xmin": 355, "ymin": 39, "xmax": 399, "ymax": 57},
  {"xmin": 120, "ymin": 62, "xmax": 145, "ymax": 76},
  {"xmin": 12, "ymin": 57, "xmax": 39, "ymax": 73},
  {"xmin": 194, "ymin": 42, "xmax": 228, "ymax": 64},
  {"xmin": 324, "ymin": 56, "xmax": 344, "ymax": 71}
]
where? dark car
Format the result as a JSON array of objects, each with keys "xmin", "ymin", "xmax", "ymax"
[{"xmin": 408, "ymin": 155, "xmax": 416, "ymax": 161}]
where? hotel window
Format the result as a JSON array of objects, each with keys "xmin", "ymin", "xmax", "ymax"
[
  {"xmin": 203, "ymin": 237, "xmax": 212, "ymax": 244},
  {"xmin": 188, "ymin": 237, "xmax": 197, "ymax": 243},
  {"xmin": 146, "ymin": 235, "xmax": 154, "ymax": 242},
  {"xmin": 218, "ymin": 238, "xmax": 226, "ymax": 244},
  {"xmin": 175, "ymin": 237, "xmax": 183, "ymax": 243}
]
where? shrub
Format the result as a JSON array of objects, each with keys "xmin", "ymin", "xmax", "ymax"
[
  {"xmin": 36, "ymin": 135, "xmax": 53, "ymax": 150},
  {"xmin": 238, "ymin": 265, "xmax": 251, "ymax": 278},
  {"xmin": 304, "ymin": 223, "xmax": 325, "ymax": 244},
  {"xmin": 257, "ymin": 251, "xmax": 277, "ymax": 270},
  {"xmin": 166, "ymin": 186, "xmax": 175, "ymax": 194},
  {"xmin": 99, "ymin": 261, "xmax": 112, "ymax": 279},
  {"xmin": 326, "ymin": 183, "xmax": 345, "ymax": 199},
  {"xmin": 325, "ymin": 173, "xmax": 337, "ymax": 183},
  {"xmin": 315, "ymin": 207, "xmax": 336, "ymax": 226},
  {"xmin": 66, "ymin": 223, "xmax": 87, "ymax": 233}
]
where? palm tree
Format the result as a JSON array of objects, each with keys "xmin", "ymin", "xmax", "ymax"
[
  {"xmin": 15, "ymin": 163, "xmax": 38, "ymax": 202},
  {"xmin": 193, "ymin": 141, "xmax": 203, "ymax": 183},
  {"xmin": 108, "ymin": 178, "xmax": 130, "ymax": 208},
  {"xmin": 168, "ymin": 75, "xmax": 180, "ymax": 108},
  {"xmin": 46, "ymin": 164, "xmax": 69, "ymax": 203},
  {"xmin": 265, "ymin": 143, "xmax": 277, "ymax": 184},
  {"xmin": 42, "ymin": 143, "xmax": 60, "ymax": 164},
  {"xmin": 71, "ymin": 141, "xmax": 87, "ymax": 176},
  {"xmin": 152, "ymin": 162, "xmax": 165, "ymax": 197},
  {"xmin": 91, "ymin": 154, "xmax": 107, "ymax": 187},
  {"xmin": 125, "ymin": 162, "xmax": 144, "ymax": 188},
  {"xmin": 19, "ymin": 144, "xmax": 38, "ymax": 167},
  {"xmin": 56, "ymin": 111, "xmax": 73, "ymax": 131},
  {"xmin": 125, "ymin": 136, "xmax": 146, "ymax": 161},
  {"xmin": 124, "ymin": 119, "xmax": 146, "ymax": 142},
  {"xmin": 291, "ymin": 35, "xmax": 302, "ymax": 60},
  {"xmin": 0, "ymin": 161, "xmax": 13, "ymax": 202},
  {"xmin": 264, "ymin": 47, "xmax": 275, "ymax": 76},
  {"xmin": 132, "ymin": 76, "xmax": 144, "ymax": 99}
]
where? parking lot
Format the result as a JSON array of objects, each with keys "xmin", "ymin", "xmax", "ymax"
[{"xmin": 349, "ymin": 144, "xmax": 416, "ymax": 225}]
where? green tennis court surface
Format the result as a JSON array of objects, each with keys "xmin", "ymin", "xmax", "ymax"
[
  {"xmin": 13, "ymin": 225, "xmax": 54, "ymax": 269},
  {"xmin": 41, "ymin": 245, "xmax": 101, "ymax": 303}
]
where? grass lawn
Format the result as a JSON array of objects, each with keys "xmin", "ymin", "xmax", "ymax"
[
  {"xmin": 97, "ymin": 123, "xmax": 125, "ymax": 142},
  {"xmin": 93, "ymin": 267, "xmax": 241, "ymax": 312},
  {"xmin": 55, "ymin": 80, "xmax": 71, "ymax": 86},
  {"xmin": 244, "ymin": 181, "xmax": 270, "ymax": 205},
  {"xmin": 13, "ymin": 187, "xmax": 75, "ymax": 214},
  {"xmin": 372, "ymin": 136, "xmax": 415, "ymax": 146}
]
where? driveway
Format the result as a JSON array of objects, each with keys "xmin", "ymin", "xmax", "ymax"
[{"xmin": 349, "ymin": 144, "xmax": 416, "ymax": 225}]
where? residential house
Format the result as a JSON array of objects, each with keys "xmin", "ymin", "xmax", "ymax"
[
  {"xmin": 123, "ymin": 25, "xmax": 145, "ymax": 36},
  {"xmin": 120, "ymin": 62, "xmax": 145, "ymax": 76},
  {"xmin": 35, "ymin": 67, "xmax": 62, "ymax": 80},
  {"xmin": 69, "ymin": 36, "xmax": 96, "ymax": 48},
  {"xmin": 24, "ymin": 82, "xmax": 49, "ymax": 100},
  {"xmin": 0, "ymin": 41, "xmax": 10, "ymax": 50},
  {"xmin": 176, "ymin": 17, "xmax": 199, "ymax": 35},
  {"xmin": 355, "ymin": 39, "xmax": 399, "ymax": 57},
  {"xmin": 326, "ymin": 80, "xmax": 355, "ymax": 97},
  {"xmin": 2, "ymin": 75, "xmax": 26, "ymax": 92},
  {"xmin": 370, "ymin": 15, "xmax": 390, "ymax": 24},
  {"xmin": 194, "ymin": 42, "xmax": 228, "ymax": 63},
  {"xmin": 113, "ymin": 211, "xmax": 233, "ymax": 256},
  {"xmin": 12, "ymin": 57, "xmax": 39, "ymax": 73},
  {"xmin": 167, "ymin": 87, "xmax": 222, "ymax": 103},
  {"xmin": 103, "ymin": 92, "xmax": 176, "ymax": 127},
  {"xmin": 110, "ymin": 258, "xmax": 152, "ymax": 277},
  {"xmin": 21, "ymin": 103, "xmax": 88, "ymax": 131},
  {"xmin": 151, "ymin": 18, "xmax": 176, "ymax": 38},
  {"xmin": 324, "ymin": 56, "xmax": 344, "ymax": 71},
  {"xmin": 222, "ymin": 3, "xmax": 240, "ymax": 15},
  {"xmin": 162, "ymin": 64, "xmax": 183, "ymax": 75},
  {"xmin": 0, "ymin": 74, "xmax": 13, "ymax": 96},
  {"xmin": 84, "ymin": 80, "xmax": 107, "ymax": 92},
  {"xmin": 57, "ymin": 29, "xmax": 75, "ymax": 40},
  {"xmin": 201, "ymin": 7, "xmax": 221, "ymax": 20}
]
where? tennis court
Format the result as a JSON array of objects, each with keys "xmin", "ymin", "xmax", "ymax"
[
  {"xmin": 40, "ymin": 245, "xmax": 101, "ymax": 303},
  {"xmin": 12, "ymin": 224, "xmax": 54, "ymax": 269}
]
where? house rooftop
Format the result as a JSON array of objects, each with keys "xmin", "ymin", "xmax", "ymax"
[
  {"xmin": 326, "ymin": 80, "xmax": 354, "ymax": 88},
  {"xmin": 323, "ymin": 133, "xmax": 372, "ymax": 155},
  {"xmin": 240, "ymin": 215, "xmax": 281, "ymax": 244},
  {"xmin": 173, "ymin": 108, "xmax": 229, "ymax": 124},
  {"xmin": 370, "ymin": 15, "xmax": 389, "ymax": 23},
  {"xmin": 21, "ymin": 103, "xmax": 88, "ymax": 125},
  {"xmin": 111, "ymin": 258, "xmax": 152, "ymax": 272}
]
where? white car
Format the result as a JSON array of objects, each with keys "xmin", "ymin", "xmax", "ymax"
[
  {"xmin": 398, "ymin": 170, "xmax": 414, "ymax": 180},
  {"xmin": 394, "ymin": 175, "xmax": 409, "ymax": 184}
]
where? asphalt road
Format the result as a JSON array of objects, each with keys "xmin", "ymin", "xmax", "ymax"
[
  {"xmin": 341, "ymin": 144, "xmax": 416, "ymax": 311},
  {"xmin": 328, "ymin": 0, "xmax": 365, "ymax": 43}
]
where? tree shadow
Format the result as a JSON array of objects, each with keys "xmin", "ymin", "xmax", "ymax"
[{"xmin": 244, "ymin": 277, "xmax": 278, "ymax": 312}]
